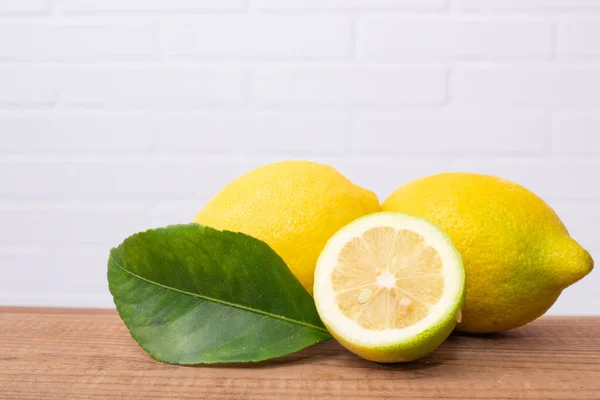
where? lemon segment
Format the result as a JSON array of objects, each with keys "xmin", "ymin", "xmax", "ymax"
[{"xmin": 314, "ymin": 212, "xmax": 465, "ymax": 363}]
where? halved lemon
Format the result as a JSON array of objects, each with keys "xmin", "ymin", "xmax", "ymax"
[{"xmin": 313, "ymin": 212, "xmax": 465, "ymax": 362}]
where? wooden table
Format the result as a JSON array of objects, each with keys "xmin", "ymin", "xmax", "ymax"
[{"xmin": 1, "ymin": 307, "xmax": 599, "ymax": 399}]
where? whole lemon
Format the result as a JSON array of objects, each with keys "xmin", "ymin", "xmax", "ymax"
[
  {"xmin": 382, "ymin": 173, "xmax": 593, "ymax": 333},
  {"xmin": 194, "ymin": 161, "xmax": 380, "ymax": 294}
]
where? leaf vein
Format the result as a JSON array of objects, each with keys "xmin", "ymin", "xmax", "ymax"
[{"xmin": 109, "ymin": 255, "xmax": 330, "ymax": 335}]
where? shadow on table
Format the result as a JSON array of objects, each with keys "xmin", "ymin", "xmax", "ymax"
[
  {"xmin": 190, "ymin": 339, "xmax": 448, "ymax": 371},
  {"xmin": 188, "ymin": 327, "xmax": 526, "ymax": 370},
  {"xmin": 186, "ymin": 339, "xmax": 340, "ymax": 369},
  {"xmin": 450, "ymin": 328, "xmax": 525, "ymax": 340}
]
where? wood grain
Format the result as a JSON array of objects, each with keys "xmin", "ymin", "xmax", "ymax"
[{"xmin": 1, "ymin": 307, "xmax": 599, "ymax": 399}]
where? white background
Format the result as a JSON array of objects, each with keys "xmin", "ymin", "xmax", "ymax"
[{"xmin": 0, "ymin": 0, "xmax": 598, "ymax": 314}]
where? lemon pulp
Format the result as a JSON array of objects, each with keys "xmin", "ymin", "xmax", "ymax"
[{"xmin": 333, "ymin": 227, "xmax": 443, "ymax": 331}]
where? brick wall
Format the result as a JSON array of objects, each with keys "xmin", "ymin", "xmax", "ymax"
[{"xmin": 1, "ymin": 0, "xmax": 598, "ymax": 313}]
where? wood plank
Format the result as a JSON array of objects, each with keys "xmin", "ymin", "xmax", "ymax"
[{"xmin": 1, "ymin": 308, "xmax": 599, "ymax": 399}]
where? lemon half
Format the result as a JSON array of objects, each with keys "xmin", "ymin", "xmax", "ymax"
[{"xmin": 314, "ymin": 212, "xmax": 465, "ymax": 363}]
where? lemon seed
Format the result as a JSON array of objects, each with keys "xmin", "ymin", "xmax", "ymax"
[
  {"xmin": 357, "ymin": 288, "xmax": 373, "ymax": 304},
  {"xmin": 399, "ymin": 297, "xmax": 412, "ymax": 307}
]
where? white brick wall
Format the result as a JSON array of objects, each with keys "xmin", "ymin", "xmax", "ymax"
[
  {"xmin": 1, "ymin": 0, "xmax": 599, "ymax": 315},
  {"xmin": 0, "ymin": 21, "xmax": 159, "ymax": 61},
  {"xmin": 358, "ymin": 18, "xmax": 553, "ymax": 60},
  {"xmin": 253, "ymin": 68, "xmax": 447, "ymax": 106},
  {"xmin": 454, "ymin": 67, "xmax": 600, "ymax": 109},
  {"xmin": 458, "ymin": 0, "xmax": 600, "ymax": 12},
  {"xmin": 260, "ymin": 0, "xmax": 447, "ymax": 11},
  {"xmin": 558, "ymin": 19, "xmax": 600, "ymax": 58},
  {"xmin": 58, "ymin": 0, "xmax": 246, "ymax": 14},
  {"xmin": 0, "ymin": 0, "xmax": 49, "ymax": 15},
  {"xmin": 164, "ymin": 17, "xmax": 353, "ymax": 59},
  {"xmin": 0, "ymin": 67, "xmax": 58, "ymax": 106},
  {"xmin": 61, "ymin": 68, "xmax": 247, "ymax": 109}
]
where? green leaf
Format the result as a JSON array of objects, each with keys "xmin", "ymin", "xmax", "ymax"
[{"xmin": 108, "ymin": 223, "xmax": 331, "ymax": 364}]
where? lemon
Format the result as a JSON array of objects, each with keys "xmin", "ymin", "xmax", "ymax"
[
  {"xmin": 314, "ymin": 212, "xmax": 465, "ymax": 363},
  {"xmin": 383, "ymin": 173, "xmax": 594, "ymax": 333},
  {"xmin": 194, "ymin": 161, "xmax": 380, "ymax": 294}
]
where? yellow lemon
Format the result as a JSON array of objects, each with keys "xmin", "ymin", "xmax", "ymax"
[
  {"xmin": 382, "ymin": 173, "xmax": 594, "ymax": 333},
  {"xmin": 194, "ymin": 161, "xmax": 380, "ymax": 294},
  {"xmin": 314, "ymin": 212, "xmax": 465, "ymax": 362}
]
